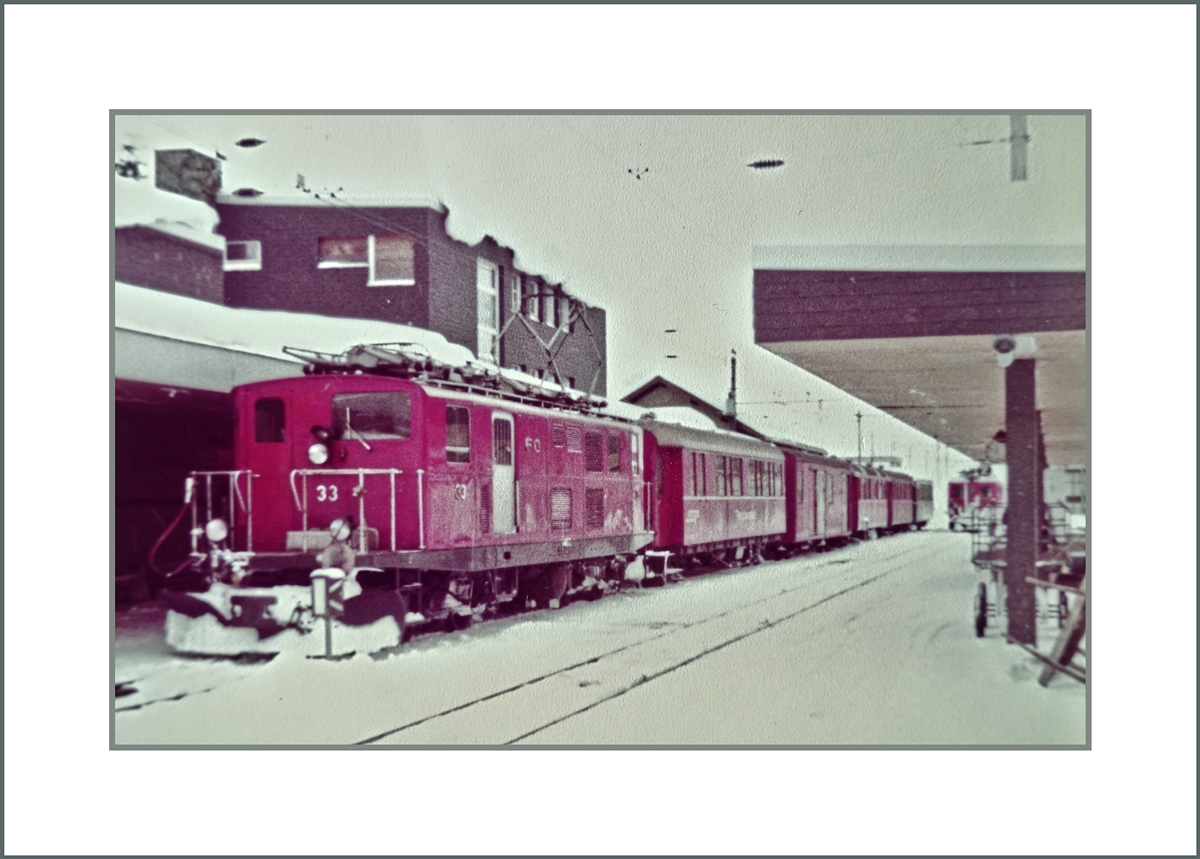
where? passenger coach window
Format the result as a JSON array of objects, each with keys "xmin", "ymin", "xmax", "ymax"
[
  {"xmin": 715, "ymin": 455, "xmax": 727, "ymax": 496},
  {"xmin": 446, "ymin": 406, "xmax": 470, "ymax": 462},
  {"xmin": 332, "ymin": 392, "xmax": 411, "ymax": 440},
  {"xmin": 254, "ymin": 397, "xmax": 285, "ymax": 443},
  {"xmin": 730, "ymin": 458, "xmax": 743, "ymax": 496}
]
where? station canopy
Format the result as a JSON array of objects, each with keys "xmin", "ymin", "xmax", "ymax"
[{"xmin": 752, "ymin": 245, "xmax": 1086, "ymax": 467}]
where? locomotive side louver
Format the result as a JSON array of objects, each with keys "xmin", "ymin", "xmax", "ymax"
[
  {"xmin": 584, "ymin": 432, "xmax": 604, "ymax": 472},
  {"xmin": 585, "ymin": 489, "xmax": 605, "ymax": 530},
  {"xmin": 551, "ymin": 489, "xmax": 572, "ymax": 531},
  {"xmin": 480, "ymin": 484, "xmax": 492, "ymax": 534}
]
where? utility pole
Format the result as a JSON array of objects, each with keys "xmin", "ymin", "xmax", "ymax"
[
  {"xmin": 855, "ymin": 411, "xmax": 863, "ymax": 462},
  {"xmin": 724, "ymin": 349, "xmax": 738, "ymax": 428}
]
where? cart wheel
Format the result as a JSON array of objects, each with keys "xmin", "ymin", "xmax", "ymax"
[{"xmin": 975, "ymin": 582, "xmax": 988, "ymax": 637}]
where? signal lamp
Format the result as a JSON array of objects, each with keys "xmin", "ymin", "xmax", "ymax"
[
  {"xmin": 308, "ymin": 443, "xmax": 330, "ymax": 465},
  {"xmin": 205, "ymin": 518, "xmax": 229, "ymax": 543}
]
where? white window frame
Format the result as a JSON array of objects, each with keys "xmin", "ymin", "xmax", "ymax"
[
  {"xmin": 223, "ymin": 240, "xmax": 262, "ymax": 271},
  {"xmin": 524, "ymin": 278, "xmax": 540, "ymax": 323},
  {"xmin": 367, "ymin": 235, "xmax": 416, "ymax": 287},
  {"xmin": 507, "ymin": 272, "xmax": 521, "ymax": 319},
  {"xmin": 558, "ymin": 295, "xmax": 571, "ymax": 330},
  {"xmin": 476, "ymin": 258, "xmax": 500, "ymax": 364}
]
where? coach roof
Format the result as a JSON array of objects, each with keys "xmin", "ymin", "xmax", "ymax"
[{"xmin": 639, "ymin": 419, "xmax": 784, "ymax": 461}]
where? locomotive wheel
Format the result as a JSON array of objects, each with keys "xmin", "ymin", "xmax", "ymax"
[
  {"xmin": 546, "ymin": 564, "xmax": 570, "ymax": 605},
  {"xmin": 449, "ymin": 612, "xmax": 472, "ymax": 632}
]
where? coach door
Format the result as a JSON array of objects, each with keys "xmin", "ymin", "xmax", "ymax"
[
  {"xmin": 815, "ymin": 469, "xmax": 827, "ymax": 537},
  {"xmin": 491, "ymin": 413, "xmax": 516, "ymax": 533}
]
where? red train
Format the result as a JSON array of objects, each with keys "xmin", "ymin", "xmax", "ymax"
[
  {"xmin": 948, "ymin": 477, "xmax": 1005, "ymax": 531},
  {"xmin": 161, "ymin": 344, "xmax": 932, "ymax": 653}
]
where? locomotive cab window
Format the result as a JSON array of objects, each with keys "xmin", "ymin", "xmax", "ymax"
[
  {"xmin": 332, "ymin": 392, "xmax": 411, "ymax": 440},
  {"xmin": 446, "ymin": 406, "xmax": 470, "ymax": 462},
  {"xmin": 254, "ymin": 397, "xmax": 285, "ymax": 443},
  {"xmin": 608, "ymin": 433, "xmax": 621, "ymax": 472}
]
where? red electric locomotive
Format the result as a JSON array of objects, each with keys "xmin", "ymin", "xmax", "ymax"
[
  {"xmin": 167, "ymin": 344, "xmax": 652, "ymax": 651},
  {"xmin": 948, "ymin": 478, "xmax": 1005, "ymax": 531},
  {"xmin": 640, "ymin": 419, "xmax": 786, "ymax": 576}
]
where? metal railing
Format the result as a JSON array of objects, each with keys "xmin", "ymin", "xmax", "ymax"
[
  {"xmin": 188, "ymin": 470, "xmax": 254, "ymax": 553},
  {"xmin": 287, "ymin": 468, "xmax": 424, "ymax": 553}
]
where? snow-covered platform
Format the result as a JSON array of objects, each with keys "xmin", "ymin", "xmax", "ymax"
[{"xmin": 115, "ymin": 531, "xmax": 1084, "ymax": 746}]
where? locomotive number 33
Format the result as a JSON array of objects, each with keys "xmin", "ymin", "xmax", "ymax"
[{"xmin": 315, "ymin": 484, "xmax": 339, "ymax": 502}]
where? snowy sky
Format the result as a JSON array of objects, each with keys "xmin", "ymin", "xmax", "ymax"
[
  {"xmin": 5, "ymin": 5, "xmax": 1197, "ymax": 857},
  {"xmin": 112, "ymin": 109, "xmax": 1092, "ymax": 478}
]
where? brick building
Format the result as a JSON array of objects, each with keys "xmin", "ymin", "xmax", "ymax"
[{"xmin": 215, "ymin": 197, "xmax": 607, "ymax": 396}]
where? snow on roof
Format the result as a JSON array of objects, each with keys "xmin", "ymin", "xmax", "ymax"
[
  {"xmin": 637, "ymin": 405, "xmax": 724, "ymax": 432},
  {"xmin": 114, "ymin": 281, "xmax": 474, "ymax": 366},
  {"xmin": 215, "ymin": 193, "xmax": 445, "ymax": 211},
  {"xmin": 115, "ymin": 173, "xmax": 223, "ymax": 250}
]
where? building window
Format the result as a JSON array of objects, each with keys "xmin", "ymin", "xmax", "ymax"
[
  {"xmin": 318, "ymin": 235, "xmax": 415, "ymax": 285},
  {"xmin": 476, "ymin": 259, "xmax": 499, "ymax": 363},
  {"xmin": 542, "ymin": 288, "xmax": 557, "ymax": 327},
  {"xmin": 523, "ymin": 278, "xmax": 540, "ymax": 322},
  {"xmin": 558, "ymin": 295, "xmax": 571, "ymax": 330},
  {"xmin": 318, "ymin": 237, "xmax": 368, "ymax": 269},
  {"xmin": 608, "ymin": 433, "xmax": 621, "ymax": 473},
  {"xmin": 254, "ymin": 397, "xmax": 285, "ymax": 443},
  {"xmin": 224, "ymin": 240, "xmax": 262, "ymax": 271},
  {"xmin": 446, "ymin": 406, "xmax": 470, "ymax": 463},
  {"xmin": 507, "ymin": 272, "xmax": 521, "ymax": 318},
  {"xmin": 369, "ymin": 235, "xmax": 415, "ymax": 286}
]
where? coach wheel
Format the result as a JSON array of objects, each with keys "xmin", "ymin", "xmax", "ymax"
[{"xmin": 974, "ymin": 583, "xmax": 988, "ymax": 637}]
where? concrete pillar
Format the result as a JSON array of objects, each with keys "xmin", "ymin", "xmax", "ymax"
[{"xmin": 1005, "ymin": 359, "xmax": 1039, "ymax": 646}]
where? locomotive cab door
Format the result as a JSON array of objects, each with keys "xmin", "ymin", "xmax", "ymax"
[
  {"xmin": 491, "ymin": 413, "xmax": 516, "ymax": 534},
  {"xmin": 815, "ymin": 469, "xmax": 827, "ymax": 537}
]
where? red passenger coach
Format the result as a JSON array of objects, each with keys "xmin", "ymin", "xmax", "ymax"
[
  {"xmin": 779, "ymin": 445, "xmax": 855, "ymax": 547},
  {"xmin": 849, "ymin": 466, "xmax": 890, "ymax": 536},
  {"xmin": 881, "ymin": 470, "xmax": 917, "ymax": 531},
  {"xmin": 640, "ymin": 419, "xmax": 786, "ymax": 564}
]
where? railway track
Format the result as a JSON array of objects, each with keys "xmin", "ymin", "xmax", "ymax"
[{"xmin": 359, "ymin": 535, "xmax": 956, "ymax": 745}]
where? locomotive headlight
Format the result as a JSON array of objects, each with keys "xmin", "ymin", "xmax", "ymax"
[
  {"xmin": 308, "ymin": 442, "xmax": 330, "ymax": 465},
  {"xmin": 205, "ymin": 518, "xmax": 229, "ymax": 543}
]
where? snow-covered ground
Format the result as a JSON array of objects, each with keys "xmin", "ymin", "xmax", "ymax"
[{"xmin": 115, "ymin": 531, "xmax": 1084, "ymax": 747}]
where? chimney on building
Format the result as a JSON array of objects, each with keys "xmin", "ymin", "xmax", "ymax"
[{"xmin": 155, "ymin": 149, "xmax": 221, "ymax": 205}]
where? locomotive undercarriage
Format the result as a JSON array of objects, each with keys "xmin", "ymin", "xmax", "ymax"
[{"xmin": 164, "ymin": 532, "xmax": 647, "ymax": 654}]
